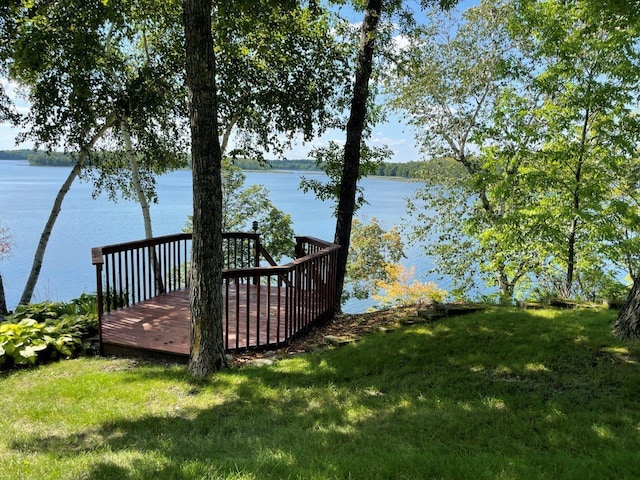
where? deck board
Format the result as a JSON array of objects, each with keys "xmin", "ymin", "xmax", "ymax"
[{"xmin": 100, "ymin": 285, "xmax": 289, "ymax": 360}]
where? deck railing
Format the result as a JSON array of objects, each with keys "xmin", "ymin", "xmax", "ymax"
[
  {"xmin": 221, "ymin": 236, "xmax": 340, "ymax": 350},
  {"xmin": 92, "ymin": 233, "xmax": 339, "ymax": 352}
]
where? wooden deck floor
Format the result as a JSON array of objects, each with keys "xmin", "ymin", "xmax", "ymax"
[{"xmin": 100, "ymin": 285, "xmax": 289, "ymax": 361}]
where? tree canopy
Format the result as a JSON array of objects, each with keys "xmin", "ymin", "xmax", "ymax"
[{"xmin": 390, "ymin": 0, "xmax": 640, "ymax": 303}]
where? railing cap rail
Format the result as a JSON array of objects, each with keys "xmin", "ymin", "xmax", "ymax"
[
  {"xmin": 92, "ymin": 232, "xmax": 339, "ymax": 271},
  {"xmin": 91, "ymin": 232, "xmax": 264, "ymax": 265},
  {"xmin": 222, "ymin": 243, "xmax": 339, "ymax": 278},
  {"xmin": 295, "ymin": 235, "xmax": 339, "ymax": 249},
  {"xmin": 92, "ymin": 233, "xmax": 192, "ymax": 263}
]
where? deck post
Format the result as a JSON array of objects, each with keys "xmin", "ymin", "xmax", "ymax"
[{"xmin": 91, "ymin": 247, "xmax": 105, "ymax": 355}]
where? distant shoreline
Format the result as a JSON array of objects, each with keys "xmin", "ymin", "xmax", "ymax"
[{"xmin": 0, "ymin": 149, "xmax": 461, "ymax": 180}]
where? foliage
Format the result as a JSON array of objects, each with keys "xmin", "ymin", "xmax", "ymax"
[
  {"xmin": 389, "ymin": 0, "xmax": 531, "ymax": 303},
  {"xmin": 300, "ymin": 141, "xmax": 392, "ymax": 215},
  {"xmin": 2, "ymin": 308, "xmax": 640, "ymax": 478},
  {"xmin": 498, "ymin": 0, "xmax": 640, "ymax": 298},
  {"xmin": 4, "ymin": 0, "xmax": 188, "ymax": 304},
  {"xmin": 0, "ymin": 78, "xmax": 17, "ymax": 125},
  {"xmin": 4, "ymin": 0, "xmax": 186, "ymax": 158},
  {"xmin": 27, "ymin": 151, "xmax": 75, "ymax": 166},
  {"xmin": 231, "ymin": 157, "xmax": 321, "ymax": 171},
  {"xmin": 214, "ymin": 1, "xmax": 350, "ymax": 158},
  {"xmin": 387, "ymin": 0, "xmax": 514, "ymax": 161},
  {"xmin": 344, "ymin": 217, "xmax": 405, "ymax": 301},
  {"xmin": 0, "ymin": 150, "xmax": 39, "ymax": 161},
  {"xmin": 373, "ymin": 264, "xmax": 447, "ymax": 307},
  {"xmin": 185, "ymin": 159, "xmax": 295, "ymax": 262},
  {"xmin": 3, "ymin": 150, "xmax": 462, "ymax": 180},
  {"xmin": 374, "ymin": 159, "xmax": 464, "ymax": 178},
  {"xmin": 232, "ymin": 153, "xmax": 456, "ymax": 181},
  {"xmin": 392, "ymin": 0, "xmax": 640, "ymax": 302},
  {"xmin": 0, "ymin": 295, "xmax": 98, "ymax": 369}
]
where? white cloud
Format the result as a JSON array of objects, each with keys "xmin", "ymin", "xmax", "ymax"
[{"xmin": 371, "ymin": 133, "xmax": 407, "ymax": 147}]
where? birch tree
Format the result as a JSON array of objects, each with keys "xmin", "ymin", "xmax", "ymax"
[{"xmin": 2, "ymin": 0, "xmax": 186, "ymax": 305}]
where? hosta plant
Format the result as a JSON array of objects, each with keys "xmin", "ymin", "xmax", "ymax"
[{"xmin": 0, "ymin": 296, "xmax": 98, "ymax": 370}]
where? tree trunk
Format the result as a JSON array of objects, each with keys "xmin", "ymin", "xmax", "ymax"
[
  {"xmin": 19, "ymin": 115, "xmax": 116, "ymax": 305},
  {"xmin": 0, "ymin": 273, "xmax": 8, "ymax": 318},
  {"xmin": 565, "ymin": 216, "xmax": 578, "ymax": 298},
  {"xmin": 333, "ymin": 0, "xmax": 382, "ymax": 311},
  {"xmin": 614, "ymin": 274, "xmax": 640, "ymax": 339},
  {"xmin": 121, "ymin": 120, "xmax": 154, "ymax": 239},
  {"xmin": 563, "ymin": 107, "xmax": 588, "ymax": 298},
  {"xmin": 183, "ymin": 0, "xmax": 226, "ymax": 376},
  {"xmin": 121, "ymin": 120, "xmax": 164, "ymax": 293},
  {"xmin": 497, "ymin": 270, "xmax": 514, "ymax": 305}
]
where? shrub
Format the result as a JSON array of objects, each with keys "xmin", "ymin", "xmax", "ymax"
[
  {"xmin": 0, "ymin": 295, "xmax": 98, "ymax": 370},
  {"xmin": 373, "ymin": 264, "xmax": 447, "ymax": 308}
]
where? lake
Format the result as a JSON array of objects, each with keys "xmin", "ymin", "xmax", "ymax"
[{"xmin": 0, "ymin": 160, "xmax": 446, "ymax": 313}]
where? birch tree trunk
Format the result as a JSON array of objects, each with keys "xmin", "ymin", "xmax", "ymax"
[
  {"xmin": 121, "ymin": 120, "xmax": 154, "ymax": 239},
  {"xmin": 120, "ymin": 120, "xmax": 165, "ymax": 294},
  {"xmin": 183, "ymin": 0, "xmax": 226, "ymax": 375},
  {"xmin": 19, "ymin": 115, "xmax": 116, "ymax": 305}
]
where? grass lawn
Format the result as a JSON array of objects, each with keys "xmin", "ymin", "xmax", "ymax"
[{"xmin": 1, "ymin": 307, "xmax": 640, "ymax": 479}]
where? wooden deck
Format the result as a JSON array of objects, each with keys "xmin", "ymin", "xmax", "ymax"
[
  {"xmin": 94, "ymin": 234, "xmax": 339, "ymax": 362},
  {"xmin": 100, "ymin": 285, "xmax": 288, "ymax": 362}
]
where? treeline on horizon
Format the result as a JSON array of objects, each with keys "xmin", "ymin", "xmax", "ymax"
[
  {"xmin": 0, "ymin": 149, "xmax": 463, "ymax": 179},
  {"xmin": 0, "ymin": 149, "xmax": 72, "ymax": 165}
]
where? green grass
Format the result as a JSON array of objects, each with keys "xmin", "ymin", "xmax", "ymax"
[{"xmin": 1, "ymin": 307, "xmax": 640, "ymax": 479}]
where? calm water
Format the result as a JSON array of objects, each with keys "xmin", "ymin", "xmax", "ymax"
[{"xmin": 0, "ymin": 160, "xmax": 441, "ymax": 312}]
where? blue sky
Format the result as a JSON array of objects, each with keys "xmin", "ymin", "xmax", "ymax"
[
  {"xmin": 281, "ymin": 0, "xmax": 479, "ymax": 162},
  {"xmin": 0, "ymin": 0, "xmax": 479, "ymax": 163}
]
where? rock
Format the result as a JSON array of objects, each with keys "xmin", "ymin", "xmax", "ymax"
[
  {"xmin": 416, "ymin": 310, "xmax": 445, "ymax": 322},
  {"xmin": 378, "ymin": 326, "xmax": 397, "ymax": 333},
  {"xmin": 324, "ymin": 334, "xmax": 359, "ymax": 346},
  {"xmin": 247, "ymin": 357, "xmax": 274, "ymax": 367},
  {"xmin": 304, "ymin": 345, "xmax": 325, "ymax": 354},
  {"xmin": 516, "ymin": 301, "xmax": 544, "ymax": 309}
]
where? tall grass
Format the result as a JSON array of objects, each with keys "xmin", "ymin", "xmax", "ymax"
[{"xmin": 1, "ymin": 307, "xmax": 639, "ymax": 479}]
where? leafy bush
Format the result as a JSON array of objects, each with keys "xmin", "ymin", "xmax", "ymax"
[
  {"xmin": 0, "ymin": 295, "xmax": 98, "ymax": 370},
  {"xmin": 373, "ymin": 264, "xmax": 447, "ymax": 308}
]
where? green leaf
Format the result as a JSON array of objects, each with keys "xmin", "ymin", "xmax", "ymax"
[
  {"xmin": 18, "ymin": 319, "xmax": 38, "ymax": 328},
  {"xmin": 18, "ymin": 346, "xmax": 41, "ymax": 364}
]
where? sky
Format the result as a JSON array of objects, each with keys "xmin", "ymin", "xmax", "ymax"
[
  {"xmin": 0, "ymin": 75, "xmax": 425, "ymax": 163},
  {"xmin": 0, "ymin": 0, "xmax": 479, "ymax": 164}
]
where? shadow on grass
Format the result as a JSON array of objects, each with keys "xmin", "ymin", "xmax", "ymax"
[{"xmin": 10, "ymin": 308, "xmax": 640, "ymax": 479}]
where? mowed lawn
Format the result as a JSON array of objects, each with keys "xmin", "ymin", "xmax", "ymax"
[{"xmin": 1, "ymin": 307, "xmax": 639, "ymax": 479}]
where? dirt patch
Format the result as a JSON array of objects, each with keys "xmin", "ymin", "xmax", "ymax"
[{"xmin": 229, "ymin": 306, "xmax": 418, "ymax": 367}]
